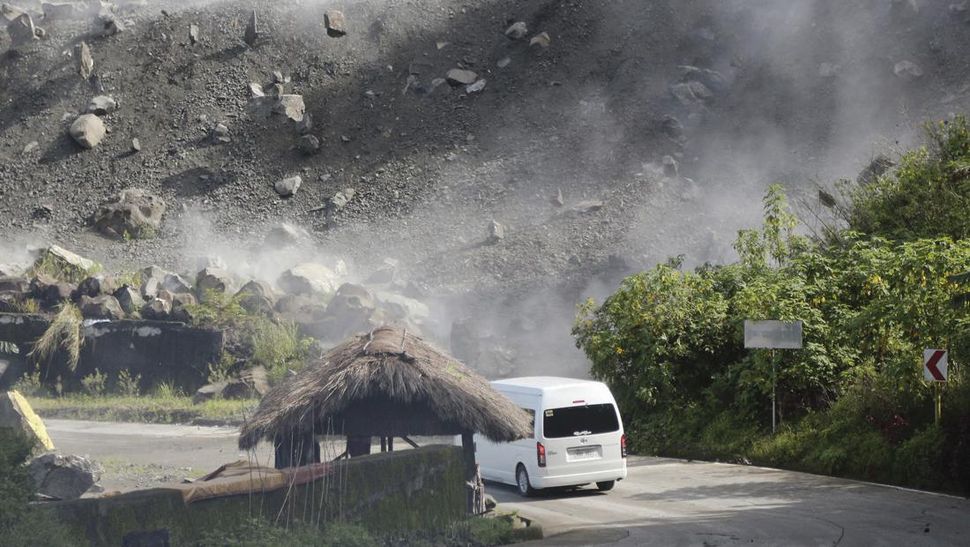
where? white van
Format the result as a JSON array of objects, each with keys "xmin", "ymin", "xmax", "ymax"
[{"xmin": 475, "ymin": 376, "xmax": 627, "ymax": 496}]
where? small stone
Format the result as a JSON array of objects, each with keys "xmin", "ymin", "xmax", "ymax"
[
  {"xmin": 249, "ymin": 82, "xmax": 264, "ymax": 97},
  {"xmin": 243, "ymin": 10, "xmax": 258, "ymax": 46},
  {"xmin": 661, "ymin": 115, "xmax": 684, "ymax": 141},
  {"xmin": 21, "ymin": 141, "xmax": 38, "ymax": 155},
  {"xmin": 893, "ymin": 60, "xmax": 923, "ymax": 81},
  {"xmin": 497, "ymin": 57, "xmax": 511, "ymax": 69},
  {"xmin": 75, "ymin": 42, "xmax": 94, "ymax": 80},
  {"xmin": 297, "ymin": 134, "xmax": 320, "ymax": 155},
  {"xmin": 551, "ymin": 188, "xmax": 564, "ymax": 207},
  {"xmin": 330, "ymin": 188, "xmax": 356, "ymax": 210},
  {"xmin": 505, "ymin": 21, "xmax": 527, "ymax": 40},
  {"xmin": 662, "ymin": 155, "xmax": 679, "ymax": 177},
  {"xmin": 1, "ymin": 3, "xmax": 26, "ymax": 23},
  {"xmin": 446, "ymin": 69, "xmax": 478, "ymax": 86},
  {"xmin": 486, "ymin": 220, "xmax": 505, "ymax": 244},
  {"xmin": 296, "ymin": 112, "xmax": 313, "ymax": 134},
  {"xmin": 275, "ymin": 175, "xmax": 302, "ymax": 197},
  {"xmin": 271, "ymin": 83, "xmax": 285, "ymax": 97},
  {"xmin": 325, "ymin": 10, "xmax": 346, "ymax": 37},
  {"xmin": 131, "ymin": 138, "xmax": 141, "ymax": 152},
  {"xmin": 188, "ymin": 23, "xmax": 199, "ymax": 45},
  {"xmin": 276, "ymin": 95, "xmax": 305, "ymax": 122},
  {"xmin": 98, "ymin": 13, "xmax": 123, "ymax": 36},
  {"xmin": 86, "ymin": 95, "xmax": 117, "ymax": 116},
  {"xmin": 69, "ymin": 114, "xmax": 106, "ymax": 149},
  {"xmin": 466, "ymin": 79, "xmax": 487, "ymax": 94},
  {"xmin": 272, "ymin": 70, "xmax": 287, "ymax": 84},
  {"xmin": 529, "ymin": 31, "xmax": 551, "ymax": 48},
  {"xmin": 210, "ymin": 123, "xmax": 230, "ymax": 143},
  {"xmin": 570, "ymin": 200, "xmax": 604, "ymax": 214}
]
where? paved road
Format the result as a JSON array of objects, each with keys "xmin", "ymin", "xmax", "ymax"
[
  {"xmin": 491, "ymin": 457, "xmax": 970, "ymax": 546},
  {"xmin": 47, "ymin": 420, "xmax": 970, "ymax": 545}
]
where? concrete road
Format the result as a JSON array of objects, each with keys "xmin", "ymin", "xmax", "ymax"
[
  {"xmin": 491, "ymin": 457, "xmax": 970, "ymax": 546},
  {"xmin": 47, "ymin": 420, "xmax": 970, "ymax": 545}
]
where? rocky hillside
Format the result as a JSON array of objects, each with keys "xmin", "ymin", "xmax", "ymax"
[{"xmin": 2, "ymin": 0, "xmax": 969, "ymax": 377}]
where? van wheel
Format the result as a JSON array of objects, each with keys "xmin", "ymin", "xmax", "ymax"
[
  {"xmin": 596, "ymin": 480, "xmax": 615, "ymax": 491},
  {"xmin": 516, "ymin": 465, "xmax": 536, "ymax": 497}
]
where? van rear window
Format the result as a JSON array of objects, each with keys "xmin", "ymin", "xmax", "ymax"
[{"xmin": 543, "ymin": 404, "xmax": 619, "ymax": 438}]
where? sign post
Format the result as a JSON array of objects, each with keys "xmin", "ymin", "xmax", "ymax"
[
  {"xmin": 745, "ymin": 320, "xmax": 803, "ymax": 433},
  {"xmin": 923, "ymin": 349, "xmax": 948, "ymax": 425}
]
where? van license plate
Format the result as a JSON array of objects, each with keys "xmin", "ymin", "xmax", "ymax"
[{"xmin": 567, "ymin": 446, "xmax": 601, "ymax": 461}]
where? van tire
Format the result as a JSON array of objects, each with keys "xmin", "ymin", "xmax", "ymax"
[
  {"xmin": 516, "ymin": 465, "xmax": 536, "ymax": 497},
  {"xmin": 596, "ymin": 480, "xmax": 615, "ymax": 491}
]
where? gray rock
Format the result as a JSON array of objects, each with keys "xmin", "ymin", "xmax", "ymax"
[
  {"xmin": 7, "ymin": 13, "xmax": 38, "ymax": 47},
  {"xmin": 1, "ymin": 3, "xmax": 26, "ymax": 23},
  {"xmin": 446, "ymin": 69, "xmax": 478, "ymax": 86},
  {"xmin": 243, "ymin": 10, "xmax": 258, "ymax": 45},
  {"xmin": 249, "ymin": 82, "xmax": 264, "ymax": 97},
  {"xmin": 486, "ymin": 220, "xmax": 505, "ymax": 244},
  {"xmin": 662, "ymin": 155, "xmax": 679, "ymax": 177},
  {"xmin": 529, "ymin": 31, "xmax": 551, "ymax": 48},
  {"xmin": 97, "ymin": 13, "xmax": 123, "ymax": 36},
  {"xmin": 893, "ymin": 60, "xmax": 923, "ymax": 81},
  {"xmin": 325, "ymin": 283, "xmax": 377, "ymax": 336},
  {"xmin": 551, "ymin": 187, "xmax": 564, "ymax": 207},
  {"xmin": 33, "ymin": 246, "xmax": 99, "ymax": 282},
  {"xmin": 141, "ymin": 297, "xmax": 171, "ymax": 319},
  {"xmin": 679, "ymin": 66, "xmax": 728, "ymax": 94},
  {"xmin": 857, "ymin": 154, "xmax": 895, "ymax": 185},
  {"xmin": 466, "ymin": 79, "xmax": 487, "ymax": 94},
  {"xmin": 297, "ymin": 134, "xmax": 320, "ymax": 155},
  {"xmin": 192, "ymin": 382, "xmax": 227, "ymax": 404},
  {"xmin": 505, "ymin": 21, "xmax": 527, "ymax": 40},
  {"xmin": 188, "ymin": 23, "xmax": 199, "ymax": 45},
  {"xmin": 113, "ymin": 285, "xmax": 144, "ymax": 315},
  {"xmin": 325, "ymin": 10, "xmax": 346, "ymax": 37},
  {"xmin": 69, "ymin": 114, "xmax": 106, "ymax": 149},
  {"xmin": 75, "ymin": 42, "xmax": 93, "ymax": 80},
  {"xmin": 277, "ymin": 263, "xmax": 339, "ymax": 296},
  {"xmin": 79, "ymin": 294, "xmax": 124, "ymax": 319},
  {"xmin": 86, "ymin": 95, "xmax": 117, "ymax": 116},
  {"xmin": 264, "ymin": 223, "xmax": 307, "ymax": 247},
  {"xmin": 275, "ymin": 175, "xmax": 302, "ymax": 197},
  {"xmin": 93, "ymin": 188, "xmax": 165, "ymax": 239},
  {"xmin": 42, "ymin": 2, "xmax": 79, "ymax": 21},
  {"xmin": 75, "ymin": 275, "xmax": 115, "ymax": 299},
  {"xmin": 29, "ymin": 453, "xmax": 102, "ymax": 501},
  {"xmin": 330, "ymin": 188, "xmax": 356, "ymax": 210},
  {"xmin": 569, "ymin": 200, "xmax": 604, "ymax": 214},
  {"xmin": 160, "ymin": 273, "xmax": 192, "ymax": 295},
  {"xmin": 235, "ymin": 280, "xmax": 276, "ymax": 314},
  {"xmin": 296, "ymin": 112, "xmax": 314, "ymax": 134},
  {"xmin": 195, "ymin": 268, "xmax": 234, "ymax": 299},
  {"xmin": 131, "ymin": 138, "xmax": 141, "ymax": 152},
  {"xmin": 375, "ymin": 291, "xmax": 430, "ymax": 326},
  {"xmin": 210, "ymin": 123, "xmax": 230, "ymax": 143},
  {"xmin": 276, "ymin": 95, "xmax": 305, "ymax": 122}
]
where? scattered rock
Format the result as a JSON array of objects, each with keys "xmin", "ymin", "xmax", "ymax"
[
  {"xmin": 79, "ymin": 294, "xmax": 124, "ymax": 319},
  {"xmin": 275, "ymin": 175, "xmax": 302, "ymax": 197},
  {"xmin": 21, "ymin": 141, "xmax": 38, "ymax": 155},
  {"xmin": 497, "ymin": 57, "xmax": 511, "ymax": 69},
  {"xmin": 243, "ymin": 10, "xmax": 258, "ymax": 46},
  {"xmin": 486, "ymin": 220, "xmax": 505, "ymax": 244},
  {"xmin": 661, "ymin": 115, "xmax": 684, "ymax": 142},
  {"xmin": 86, "ymin": 95, "xmax": 117, "ymax": 116},
  {"xmin": 296, "ymin": 112, "xmax": 314, "ymax": 134},
  {"xmin": 484, "ymin": 494, "xmax": 497, "ymax": 511},
  {"xmin": 235, "ymin": 280, "xmax": 276, "ymax": 314},
  {"xmin": 325, "ymin": 10, "xmax": 346, "ymax": 37},
  {"xmin": 446, "ymin": 69, "xmax": 478, "ymax": 86},
  {"xmin": 505, "ymin": 21, "xmax": 527, "ymax": 40},
  {"xmin": 1, "ymin": 3, "xmax": 26, "ymax": 23},
  {"xmin": 42, "ymin": 2, "xmax": 79, "ymax": 21},
  {"xmin": 113, "ymin": 285, "xmax": 144, "ymax": 315},
  {"xmin": 74, "ymin": 275, "xmax": 115, "ymax": 299},
  {"xmin": 210, "ymin": 123, "xmax": 230, "ymax": 144},
  {"xmin": 188, "ymin": 23, "xmax": 199, "ymax": 45},
  {"xmin": 276, "ymin": 94, "xmax": 305, "ymax": 122},
  {"xmin": 0, "ymin": 391, "xmax": 54, "ymax": 452},
  {"xmin": 29, "ymin": 453, "xmax": 102, "ymax": 501},
  {"xmin": 551, "ymin": 188, "xmax": 564, "ymax": 207},
  {"xmin": 141, "ymin": 297, "xmax": 171, "ymax": 319},
  {"xmin": 466, "ymin": 79, "xmax": 487, "ymax": 94},
  {"xmin": 160, "ymin": 273, "xmax": 192, "ymax": 295},
  {"xmin": 75, "ymin": 42, "xmax": 93, "ymax": 80},
  {"xmin": 131, "ymin": 138, "xmax": 141, "ymax": 152},
  {"xmin": 324, "ymin": 283, "xmax": 377, "ymax": 337},
  {"xmin": 195, "ymin": 268, "xmax": 234, "ymax": 298},
  {"xmin": 30, "ymin": 274, "xmax": 74, "ymax": 307},
  {"xmin": 278, "ymin": 263, "xmax": 339, "ymax": 296},
  {"xmin": 375, "ymin": 291, "xmax": 430, "ymax": 326},
  {"xmin": 297, "ymin": 134, "xmax": 320, "ymax": 155},
  {"xmin": 529, "ymin": 31, "xmax": 551, "ymax": 48},
  {"xmin": 893, "ymin": 60, "xmax": 923, "ymax": 81},
  {"xmin": 679, "ymin": 66, "xmax": 728, "ymax": 94},
  {"xmin": 69, "ymin": 114, "xmax": 106, "ymax": 149},
  {"xmin": 670, "ymin": 81, "xmax": 712, "ymax": 107},
  {"xmin": 34, "ymin": 246, "xmax": 99, "ymax": 282},
  {"xmin": 662, "ymin": 155, "xmax": 679, "ymax": 177},
  {"xmin": 192, "ymin": 381, "xmax": 226, "ymax": 404},
  {"xmin": 7, "ymin": 13, "xmax": 38, "ymax": 47},
  {"xmin": 97, "ymin": 13, "xmax": 123, "ymax": 36},
  {"xmin": 93, "ymin": 188, "xmax": 165, "ymax": 239}
]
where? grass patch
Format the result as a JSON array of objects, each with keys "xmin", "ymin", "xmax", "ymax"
[
  {"xmin": 29, "ymin": 303, "xmax": 83, "ymax": 372},
  {"xmin": 26, "ymin": 394, "xmax": 258, "ymax": 426}
]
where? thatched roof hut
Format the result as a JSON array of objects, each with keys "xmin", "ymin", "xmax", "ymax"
[{"xmin": 238, "ymin": 326, "xmax": 532, "ymax": 450}]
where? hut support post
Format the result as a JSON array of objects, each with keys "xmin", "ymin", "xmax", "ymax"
[{"xmin": 461, "ymin": 432, "xmax": 484, "ymax": 514}]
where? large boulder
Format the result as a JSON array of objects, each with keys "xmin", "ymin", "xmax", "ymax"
[
  {"xmin": 69, "ymin": 114, "xmax": 106, "ymax": 149},
  {"xmin": 277, "ymin": 263, "xmax": 339, "ymax": 297},
  {"xmin": 0, "ymin": 391, "xmax": 54, "ymax": 452},
  {"xmin": 376, "ymin": 291, "xmax": 430, "ymax": 326},
  {"xmin": 79, "ymin": 294, "xmax": 124, "ymax": 319},
  {"xmin": 93, "ymin": 188, "xmax": 165, "ymax": 239},
  {"xmin": 324, "ymin": 283, "xmax": 377, "ymax": 337},
  {"xmin": 113, "ymin": 286, "xmax": 144, "ymax": 316},
  {"xmin": 235, "ymin": 280, "xmax": 276, "ymax": 315},
  {"xmin": 30, "ymin": 274, "xmax": 74, "ymax": 308},
  {"xmin": 74, "ymin": 275, "xmax": 116, "ymax": 299},
  {"xmin": 7, "ymin": 13, "xmax": 38, "ymax": 47},
  {"xmin": 28, "ymin": 453, "xmax": 102, "ymax": 500},
  {"xmin": 0, "ymin": 276, "xmax": 29, "ymax": 293},
  {"xmin": 32, "ymin": 246, "xmax": 100, "ymax": 283}
]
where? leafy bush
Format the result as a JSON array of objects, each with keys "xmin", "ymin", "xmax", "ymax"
[
  {"xmin": 0, "ymin": 431, "xmax": 72, "ymax": 546},
  {"xmin": 115, "ymin": 369, "xmax": 141, "ymax": 397},
  {"xmin": 80, "ymin": 369, "xmax": 108, "ymax": 396}
]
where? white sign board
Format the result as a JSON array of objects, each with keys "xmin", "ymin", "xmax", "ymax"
[
  {"xmin": 923, "ymin": 349, "xmax": 948, "ymax": 382},
  {"xmin": 744, "ymin": 320, "xmax": 803, "ymax": 349}
]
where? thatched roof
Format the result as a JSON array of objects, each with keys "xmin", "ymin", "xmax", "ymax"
[{"xmin": 238, "ymin": 326, "xmax": 532, "ymax": 449}]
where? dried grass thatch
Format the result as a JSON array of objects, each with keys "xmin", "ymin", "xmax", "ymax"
[{"xmin": 239, "ymin": 326, "xmax": 531, "ymax": 449}]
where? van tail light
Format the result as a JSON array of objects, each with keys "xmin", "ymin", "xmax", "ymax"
[
  {"xmin": 537, "ymin": 442, "xmax": 547, "ymax": 467},
  {"xmin": 621, "ymin": 435, "xmax": 627, "ymax": 458}
]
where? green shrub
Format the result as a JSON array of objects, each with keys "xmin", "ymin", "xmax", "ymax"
[
  {"xmin": 893, "ymin": 425, "xmax": 946, "ymax": 490},
  {"xmin": 80, "ymin": 370, "xmax": 108, "ymax": 396},
  {"xmin": 115, "ymin": 369, "xmax": 141, "ymax": 397},
  {"xmin": 0, "ymin": 431, "xmax": 72, "ymax": 546}
]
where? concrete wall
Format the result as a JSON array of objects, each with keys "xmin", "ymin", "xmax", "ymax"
[{"xmin": 39, "ymin": 445, "xmax": 466, "ymax": 546}]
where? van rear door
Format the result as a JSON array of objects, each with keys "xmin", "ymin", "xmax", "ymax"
[{"xmin": 541, "ymin": 403, "xmax": 622, "ymax": 472}]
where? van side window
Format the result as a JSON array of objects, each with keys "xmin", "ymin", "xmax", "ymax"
[{"xmin": 521, "ymin": 408, "xmax": 535, "ymax": 437}]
